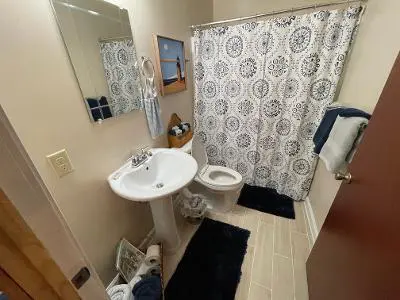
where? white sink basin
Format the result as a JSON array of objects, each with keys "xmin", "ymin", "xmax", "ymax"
[
  {"xmin": 108, "ymin": 148, "xmax": 197, "ymax": 201},
  {"xmin": 107, "ymin": 148, "xmax": 198, "ymax": 253}
]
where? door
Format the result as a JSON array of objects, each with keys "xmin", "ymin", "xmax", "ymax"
[
  {"xmin": 307, "ymin": 52, "xmax": 400, "ymax": 299},
  {"xmin": 0, "ymin": 188, "xmax": 80, "ymax": 300},
  {"xmin": 0, "ymin": 268, "xmax": 32, "ymax": 300}
]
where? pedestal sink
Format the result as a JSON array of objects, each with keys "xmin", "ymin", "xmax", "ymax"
[{"xmin": 108, "ymin": 148, "xmax": 198, "ymax": 253}]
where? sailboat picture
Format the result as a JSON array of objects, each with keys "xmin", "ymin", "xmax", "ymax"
[{"xmin": 153, "ymin": 35, "xmax": 187, "ymax": 95}]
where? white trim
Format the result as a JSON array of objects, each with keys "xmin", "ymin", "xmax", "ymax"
[{"xmin": 303, "ymin": 196, "xmax": 319, "ymax": 244}]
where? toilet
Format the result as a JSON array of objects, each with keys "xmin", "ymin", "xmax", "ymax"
[{"xmin": 180, "ymin": 135, "xmax": 244, "ymax": 213}]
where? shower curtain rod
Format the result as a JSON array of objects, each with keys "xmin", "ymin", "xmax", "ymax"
[
  {"xmin": 190, "ymin": 0, "xmax": 367, "ymax": 29},
  {"xmin": 98, "ymin": 36, "xmax": 132, "ymax": 42}
]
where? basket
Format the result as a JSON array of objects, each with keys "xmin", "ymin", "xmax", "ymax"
[{"xmin": 167, "ymin": 113, "xmax": 193, "ymax": 148}]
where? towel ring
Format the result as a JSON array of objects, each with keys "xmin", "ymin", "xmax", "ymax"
[{"xmin": 141, "ymin": 56, "xmax": 155, "ymax": 81}]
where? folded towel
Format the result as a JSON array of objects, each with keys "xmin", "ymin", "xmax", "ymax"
[
  {"xmin": 132, "ymin": 276, "xmax": 162, "ymax": 300},
  {"xmin": 313, "ymin": 105, "xmax": 371, "ymax": 154},
  {"xmin": 319, "ymin": 116, "xmax": 368, "ymax": 173},
  {"xmin": 181, "ymin": 124, "xmax": 189, "ymax": 132}
]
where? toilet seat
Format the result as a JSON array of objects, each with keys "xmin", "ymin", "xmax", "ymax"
[
  {"xmin": 196, "ymin": 165, "xmax": 243, "ymax": 191},
  {"xmin": 192, "ymin": 135, "xmax": 243, "ymax": 191}
]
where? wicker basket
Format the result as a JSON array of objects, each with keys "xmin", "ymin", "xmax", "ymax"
[{"xmin": 167, "ymin": 113, "xmax": 193, "ymax": 148}]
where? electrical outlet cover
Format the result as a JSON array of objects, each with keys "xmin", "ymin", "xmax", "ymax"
[{"xmin": 46, "ymin": 149, "xmax": 74, "ymax": 177}]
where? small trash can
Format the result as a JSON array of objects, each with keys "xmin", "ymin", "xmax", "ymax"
[{"xmin": 179, "ymin": 189, "xmax": 207, "ymax": 224}]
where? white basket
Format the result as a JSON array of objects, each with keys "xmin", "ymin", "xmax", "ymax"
[{"xmin": 179, "ymin": 193, "xmax": 207, "ymax": 219}]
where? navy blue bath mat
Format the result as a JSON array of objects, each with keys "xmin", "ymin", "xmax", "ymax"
[
  {"xmin": 238, "ymin": 184, "xmax": 295, "ymax": 219},
  {"xmin": 165, "ymin": 218, "xmax": 250, "ymax": 300}
]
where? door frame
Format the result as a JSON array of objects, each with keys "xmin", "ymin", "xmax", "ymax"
[{"xmin": 0, "ymin": 105, "xmax": 109, "ymax": 299}]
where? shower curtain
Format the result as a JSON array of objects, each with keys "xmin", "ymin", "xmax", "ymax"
[
  {"xmin": 192, "ymin": 6, "xmax": 363, "ymax": 201},
  {"xmin": 100, "ymin": 39, "xmax": 142, "ymax": 116}
]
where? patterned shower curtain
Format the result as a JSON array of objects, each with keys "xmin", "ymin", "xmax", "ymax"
[
  {"xmin": 100, "ymin": 39, "xmax": 142, "ymax": 116},
  {"xmin": 192, "ymin": 7, "xmax": 363, "ymax": 201}
]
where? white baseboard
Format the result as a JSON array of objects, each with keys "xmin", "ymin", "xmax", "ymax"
[{"xmin": 304, "ymin": 196, "xmax": 319, "ymax": 245}]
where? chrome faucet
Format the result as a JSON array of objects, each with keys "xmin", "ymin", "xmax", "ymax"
[{"xmin": 131, "ymin": 146, "xmax": 152, "ymax": 168}]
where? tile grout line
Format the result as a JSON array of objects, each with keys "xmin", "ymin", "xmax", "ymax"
[
  {"xmin": 252, "ymin": 281, "xmax": 273, "ymax": 297},
  {"xmin": 247, "ymin": 210, "xmax": 260, "ymax": 299},
  {"xmin": 290, "ymin": 229, "xmax": 309, "ymax": 236},
  {"xmin": 275, "ymin": 252, "xmax": 291, "ymax": 260},
  {"xmin": 271, "ymin": 215, "xmax": 276, "ymax": 300},
  {"xmin": 290, "ymin": 229, "xmax": 296, "ymax": 300}
]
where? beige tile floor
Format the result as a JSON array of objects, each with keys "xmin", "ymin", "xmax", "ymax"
[{"xmin": 164, "ymin": 202, "xmax": 312, "ymax": 300}]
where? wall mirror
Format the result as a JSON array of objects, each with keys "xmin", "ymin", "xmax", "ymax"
[{"xmin": 51, "ymin": 0, "xmax": 143, "ymax": 122}]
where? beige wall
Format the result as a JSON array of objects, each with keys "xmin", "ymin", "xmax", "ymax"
[
  {"xmin": 0, "ymin": 0, "xmax": 212, "ymax": 284},
  {"xmin": 308, "ymin": 0, "xmax": 400, "ymax": 231},
  {"xmin": 213, "ymin": 0, "xmax": 400, "ymax": 231}
]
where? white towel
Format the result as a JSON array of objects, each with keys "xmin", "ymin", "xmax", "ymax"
[
  {"xmin": 320, "ymin": 116, "xmax": 368, "ymax": 173},
  {"xmin": 181, "ymin": 124, "xmax": 189, "ymax": 131},
  {"xmin": 144, "ymin": 95, "xmax": 164, "ymax": 139},
  {"xmin": 141, "ymin": 57, "xmax": 164, "ymax": 139},
  {"xmin": 107, "ymin": 284, "xmax": 133, "ymax": 300}
]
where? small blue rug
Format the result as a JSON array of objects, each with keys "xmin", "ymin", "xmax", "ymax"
[
  {"xmin": 165, "ymin": 218, "xmax": 250, "ymax": 300},
  {"xmin": 238, "ymin": 184, "xmax": 295, "ymax": 219}
]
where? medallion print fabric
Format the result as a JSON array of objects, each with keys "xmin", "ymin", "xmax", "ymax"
[
  {"xmin": 100, "ymin": 39, "xmax": 142, "ymax": 116},
  {"xmin": 192, "ymin": 7, "xmax": 362, "ymax": 201}
]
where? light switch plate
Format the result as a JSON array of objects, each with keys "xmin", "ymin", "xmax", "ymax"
[{"xmin": 46, "ymin": 149, "xmax": 74, "ymax": 177}]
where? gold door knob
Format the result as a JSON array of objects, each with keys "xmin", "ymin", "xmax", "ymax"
[{"xmin": 335, "ymin": 172, "xmax": 352, "ymax": 184}]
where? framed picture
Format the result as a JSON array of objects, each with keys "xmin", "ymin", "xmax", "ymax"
[{"xmin": 153, "ymin": 35, "xmax": 187, "ymax": 96}]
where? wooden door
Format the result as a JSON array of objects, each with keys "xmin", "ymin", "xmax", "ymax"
[
  {"xmin": 0, "ymin": 268, "xmax": 32, "ymax": 300},
  {"xmin": 0, "ymin": 189, "xmax": 81, "ymax": 300},
  {"xmin": 307, "ymin": 53, "xmax": 400, "ymax": 299}
]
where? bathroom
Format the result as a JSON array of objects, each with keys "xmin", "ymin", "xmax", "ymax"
[{"xmin": 0, "ymin": 0, "xmax": 399, "ymax": 299}]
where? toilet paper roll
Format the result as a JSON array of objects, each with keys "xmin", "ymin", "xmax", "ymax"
[
  {"xmin": 107, "ymin": 284, "xmax": 132, "ymax": 300},
  {"xmin": 144, "ymin": 245, "xmax": 161, "ymax": 266}
]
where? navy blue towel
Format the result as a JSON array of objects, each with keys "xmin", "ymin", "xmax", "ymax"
[
  {"xmin": 132, "ymin": 275, "xmax": 162, "ymax": 300},
  {"xmin": 313, "ymin": 106, "xmax": 371, "ymax": 154}
]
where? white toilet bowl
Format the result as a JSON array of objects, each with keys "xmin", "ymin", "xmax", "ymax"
[{"xmin": 187, "ymin": 135, "xmax": 244, "ymax": 213}]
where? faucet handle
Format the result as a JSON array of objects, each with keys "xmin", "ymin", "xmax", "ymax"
[
  {"xmin": 131, "ymin": 156, "xmax": 138, "ymax": 166},
  {"xmin": 139, "ymin": 146, "xmax": 149, "ymax": 154},
  {"xmin": 140, "ymin": 146, "xmax": 152, "ymax": 156}
]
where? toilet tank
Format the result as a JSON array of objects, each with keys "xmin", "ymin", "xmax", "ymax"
[{"xmin": 175, "ymin": 138, "xmax": 192, "ymax": 154}]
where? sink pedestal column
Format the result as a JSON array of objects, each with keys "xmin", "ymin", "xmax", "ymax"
[{"xmin": 150, "ymin": 196, "xmax": 181, "ymax": 254}]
